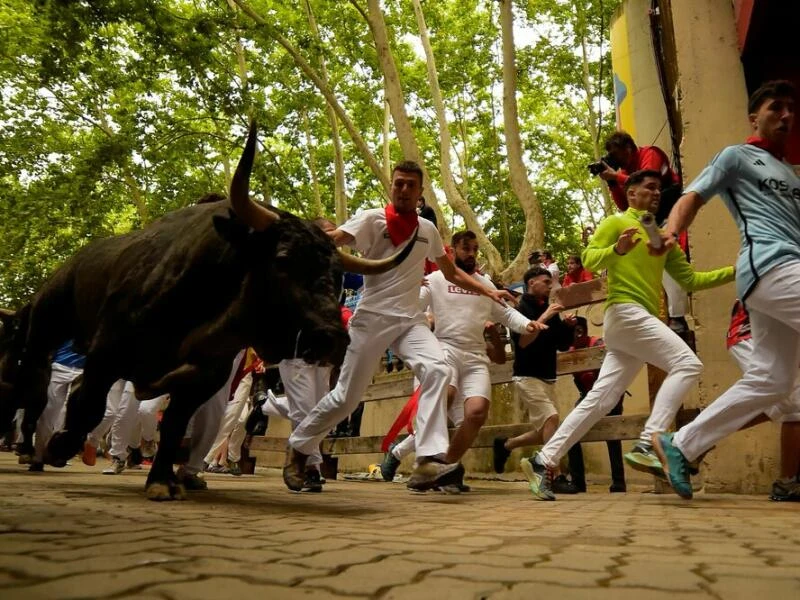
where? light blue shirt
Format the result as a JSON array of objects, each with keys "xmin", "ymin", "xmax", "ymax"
[{"xmin": 686, "ymin": 143, "xmax": 800, "ymax": 300}]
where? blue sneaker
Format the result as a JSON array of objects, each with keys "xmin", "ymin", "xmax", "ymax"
[
  {"xmin": 520, "ymin": 454, "xmax": 555, "ymax": 501},
  {"xmin": 652, "ymin": 433, "xmax": 692, "ymax": 499}
]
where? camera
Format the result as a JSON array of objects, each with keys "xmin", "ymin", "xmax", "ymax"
[{"xmin": 587, "ymin": 154, "xmax": 619, "ymax": 176}]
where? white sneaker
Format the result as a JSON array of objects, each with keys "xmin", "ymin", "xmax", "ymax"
[{"xmin": 102, "ymin": 457, "xmax": 126, "ymax": 475}]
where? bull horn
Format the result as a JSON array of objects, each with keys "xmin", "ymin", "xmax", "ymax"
[
  {"xmin": 230, "ymin": 120, "xmax": 279, "ymax": 231},
  {"xmin": 337, "ymin": 227, "xmax": 419, "ymax": 275}
]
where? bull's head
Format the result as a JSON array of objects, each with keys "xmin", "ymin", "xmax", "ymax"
[{"xmin": 219, "ymin": 121, "xmax": 415, "ymax": 366}]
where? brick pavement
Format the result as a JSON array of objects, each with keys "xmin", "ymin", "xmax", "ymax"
[{"xmin": 0, "ymin": 452, "xmax": 798, "ymax": 599}]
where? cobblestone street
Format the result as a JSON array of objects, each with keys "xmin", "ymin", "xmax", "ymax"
[{"xmin": 0, "ymin": 453, "xmax": 798, "ymax": 599}]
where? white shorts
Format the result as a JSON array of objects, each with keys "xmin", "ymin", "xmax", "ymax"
[
  {"xmin": 729, "ymin": 339, "xmax": 800, "ymax": 423},
  {"xmin": 513, "ymin": 376, "xmax": 558, "ymax": 431},
  {"xmin": 441, "ymin": 344, "xmax": 491, "ymax": 427}
]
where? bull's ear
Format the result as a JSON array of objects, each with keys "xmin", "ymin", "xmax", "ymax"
[{"xmin": 213, "ymin": 214, "xmax": 250, "ymax": 247}]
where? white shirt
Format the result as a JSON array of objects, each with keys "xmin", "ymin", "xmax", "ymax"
[
  {"xmin": 340, "ymin": 208, "xmax": 445, "ymax": 318},
  {"xmin": 420, "ymin": 270, "xmax": 531, "ymax": 354}
]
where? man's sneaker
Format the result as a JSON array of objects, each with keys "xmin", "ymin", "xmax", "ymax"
[
  {"xmin": 82, "ymin": 442, "xmax": 97, "ymax": 466},
  {"xmin": 551, "ymin": 474, "xmax": 579, "ymax": 494},
  {"xmin": 624, "ymin": 443, "xmax": 665, "ymax": 479},
  {"xmin": 227, "ymin": 460, "xmax": 242, "ymax": 476},
  {"xmin": 177, "ymin": 468, "xmax": 208, "ymax": 491},
  {"xmin": 770, "ymin": 477, "xmax": 800, "ymax": 502},
  {"xmin": 141, "ymin": 439, "xmax": 157, "ymax": 459},
  {"xmin": 651, "ymin": 432, "xmax": 692, "ymax": 499},
  {"xmin": 381, "ymin": 445, "xmax": 401, "ymax": 482},
  {"xmin": 493, "ymin": 437, "xmax": 511, "ymax": 473},
  {"xmin": 102, "ymin": 457, "xmax": 126, "ymax": 475},
  {"xmin": 302, "ymin": 469, "xmax": 323, "ymax": 493},
  {"xmin": 609, "ymin": 482, "xmax": 627, "ymax": 493},
  {"xmin": 407, "ymin": 458, "xmax": 464, "ymax": 492},
  {"xmin": 29, "ymin": 461, "xmax": 44, "ymax": 472},
  {"xmin": 668, "ymin": 316, "xmax": 690, "ymax": 335},
  {"xmin": 520, "ymin": 454, "xmax": 555, "ymax": 501},
  {"xmin": 206, "ymin": 463, "xmax": 227, "ymax": 474},
  {"xmin": 282, "ymin": 447, "xmax": 309, "ymax": 491}
]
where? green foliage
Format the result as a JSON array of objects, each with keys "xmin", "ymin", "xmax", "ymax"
[{"xmin": 0, "ymin": 0, "xmax": 618, "ymax": 306}]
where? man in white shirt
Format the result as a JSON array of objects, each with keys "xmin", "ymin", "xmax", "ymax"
[
  {"xmin": 285, "ymin": 162, "xmax": 511, "ymax": 492},
  {"xmin": 381, "ymin": 230, "xmax": 544, "ymax": 487}
]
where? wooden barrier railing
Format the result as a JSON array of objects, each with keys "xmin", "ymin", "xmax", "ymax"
[{"xmin": 248, "ymin": 277, "xmax": 698, "ymax": 479}]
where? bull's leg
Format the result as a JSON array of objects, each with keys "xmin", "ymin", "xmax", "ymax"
[
  {"xmin": 145, "ymin": 398, "xmax": 199, "ymax": 501},
  {"xmin": 46, "ymin": 359, "xmax": 116, "ymax": 464},
  {"xmin": 16, "ymin": 362, "xmax": 51, "ymax": 461}
]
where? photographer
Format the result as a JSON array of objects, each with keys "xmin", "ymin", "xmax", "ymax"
[
  {"xmin": 592, "ymin": 132, "xmax": 682, "ymax": 225},
  {"xmin": 591, "ymin": 131, "xmax": 690, "ymax": 334}
]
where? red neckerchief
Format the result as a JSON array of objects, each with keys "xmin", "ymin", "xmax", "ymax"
[
  {"xmin": 385, "ymin": 203, "xmax": 418, "ymax": 246},
  {"xmin": 746, "ymin": 136, "xmax": 785, "ymax": 161}
]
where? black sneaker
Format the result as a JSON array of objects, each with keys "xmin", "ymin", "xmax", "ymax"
[
  {"xmin": 770, "ymin": 477, "xmax": 800, "ymax": 502},
  {"xmin": 302, "ymin": 469, "xmax": 323, "ymax": 493},
  {"xmin": 493, "ymin": 437, "xmax": 511, "ymax": 473},
  {"xmin": 381, "ymin": 445, "xmax": 401, "ymax": 482},
  {"xmin": 609, "ymin": 482, "xmax": 627, "ymax": 493},
  {"xmin": 552, "ymin": 474, "xmax": 579, "ymax": 494},
  {"xmin": 227, "ymin": 460, "xmax": 242, "ymax": 476}
]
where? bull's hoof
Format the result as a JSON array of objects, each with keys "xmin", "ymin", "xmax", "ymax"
[
  {"xmin": 145, "ymin": 481, "xmax": 187, "ymax": 502},
  {"xmin": 47, "ymin": 430, "xmax": 82, "ymax": 463}
]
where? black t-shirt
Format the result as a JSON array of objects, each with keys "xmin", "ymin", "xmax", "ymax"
[
  {"xmin": 418, "ymin": 205, "xmax": 437, "ymax": 227},
  {"xmin": 511, "ymin": 294, "xmax": 574, "ymax": 380}
]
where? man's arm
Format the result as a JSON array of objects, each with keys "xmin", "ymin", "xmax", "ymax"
[
  {"xmin": 435, "ymin": 255, "xmax": 512, "ymax": 306},
  {"xmin": 582, "ymin": 216, "xmax": 640, "ymax": 273},
  {"xmin": 517, "ymin": 303, "xmax": 563, "ymax": 349},
  {"xmin": 648, "ymin": 192, "xmax": 705, "ymax": 255},
  {"xmin": 664, "ymin": 244, "xmax": 735, "ymax": 291},
  {"xmin": 328, "ymin": 228, "xmax": 355, "ymax": 248}
]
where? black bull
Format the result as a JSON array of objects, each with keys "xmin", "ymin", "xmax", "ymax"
[{"xmin": 2, "ymin": 122, "xmax": 415, "ymax": 500}]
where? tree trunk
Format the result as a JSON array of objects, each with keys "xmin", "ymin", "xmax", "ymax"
[
  {"xmin": 383, "ymin": 98, "xmax": 391, "ymax": 182},
  {"xmin": 303, "ymin": 0, "xmax": 347, "ymax": 224},
  {"xmin": 302, "ymin": 109, "xmax": 324, "ymax": 218},
  {"xmin": 361, "ymin": 0, "xmax": 450, "ymax": 241},
  {"xmin": 233, "ymin": 0, "xmax": 391, "ymax": 199},
  {"xmin": 411, "ymin": 0, "xmax": 502, "ymax": 274},
  {"xmin": 575, "ymin": 1, "xmax": 613, "ymax": 216},
  {"xmin": 498, "ymin": 0, "xmax": 544, "ymax": 283}
]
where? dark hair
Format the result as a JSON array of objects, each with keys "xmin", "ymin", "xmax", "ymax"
[
  {"xmin": 451, "ymin": 229, "xmax": 477, "ymax": 247},
  {"xmin": 575, "ymin": 316, "xmax": 588, "ymax": 330},
  {"xmin": 527, "ymin": 249, "xmax": 542, "ymax": 264},
  {"xmin": 541, "ymin": 250, "xmax": 553, "ymax": 260},
  {"xmin": 567, "ymin": 254, "xmax": 583, "ymax": 267},
  {"xmin": 748, "ymin": 80, "xmax": 797, "ymax": 114},
  {"xmin": 605, "ymin": 131, "xmax": 636, "ymax": 152},
  {"xmin": 624, "ymin": 169, "xmax": 662, "ymax": 192},
  {"xmin": 523, "ymin": 266, "xmax": 551, "ymax": 285},
  {"xmin": 392, "ymin": 160, "xmax": 424, "ymax": 184}
]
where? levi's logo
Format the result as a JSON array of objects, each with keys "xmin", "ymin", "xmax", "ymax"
[
  {"xmin": 447, "ymin": 285, "xmax": 480, "ymax": 296},
  {"xmin": 758, "ymin": 178, "xmax": 800, "ymax": 200}
]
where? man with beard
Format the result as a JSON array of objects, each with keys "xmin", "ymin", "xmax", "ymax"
[
  {"xmin": 380, "ymin": 230, "xmax": 544, "ymax": 487},
  {"xmin": 285, "ymin": 163, "xmax": 512, "ymax": 492}
]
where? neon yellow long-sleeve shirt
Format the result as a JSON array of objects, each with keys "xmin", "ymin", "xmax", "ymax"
[{"xmin": 582, "ymin": 207, "xmax": 735, "ymax": 316}]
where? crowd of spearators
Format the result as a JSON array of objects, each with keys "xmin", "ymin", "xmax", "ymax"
[{"xmin": 1, "ymin": 79, "xmax": 800, "ymax": 503}]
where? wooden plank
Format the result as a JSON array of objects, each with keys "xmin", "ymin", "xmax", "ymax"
[
  {"xmin": 360, "ymin": 347, "xmax": 606, "ymax": 403},
  {"xmin": 249, "ymin": 409, "xmax": 700, "ymax": 455},
  {"xmin": 556, "ymin": 345, "xmax": 606, "ymax": 375},
  {"xmin": 553, "ymin": 277, "xmax": 607, "ymax": 309}
]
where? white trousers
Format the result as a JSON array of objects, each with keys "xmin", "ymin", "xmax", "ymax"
[
  {"xmin": 136, "ymin": 395, "xmax": 166, "ymax": 443},
  {"xmin": 184, "ymin": 350, "xmax": 245, "ymax": 475},
  {"xmin": 675, "ymin": 262, "xmax": 800, "ymax": 461},
  {"xmin": 204, "ymin": 372, "xmax": 253, "ymax": 465},
  {"xmin": 227, "ymin": 400, "xmax": 250, "ymax": 463},
  {"xmin": 539, "ymin": 302, "xmax": 702, "ymax": 468},
  {"xmin": 663, "ymin": 271, "xmax": 689, "ymax": 318},
  {"xmin": 86, "ymin": 379, "xmax": 137, "ymax": 459},
  {"xmin": 728, "ymin": 340, "xmax": 800, "ymax": 423},
  {"xmin": 290, "ymin": 310, "xmax": 450, "ymax": 459},
  {"xmin": 34, "ymin": 363, "xmax": 83, "ymax": 461}
]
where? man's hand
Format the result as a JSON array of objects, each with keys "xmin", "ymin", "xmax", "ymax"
[
  {"xmin": 525, "ymin": 320, "xmax": 549, "ymax": 333},
  {"xmin": 647, "ymin": 232, "xmax": 677, "ymax": 256},
  {"xmin": 598, "ymin": 162, "xmax": 619, "ymax": 181},
  {"xmin": 486, "ymin": 288, "xmax": 514, "ymax": 306},
  {"xmin": 615, "ymin": 227, "xmax": 641, "ymax": 255},
  {"xmin": 540, "ymin": 303, "xmax": 565, "ymax": 322}
]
